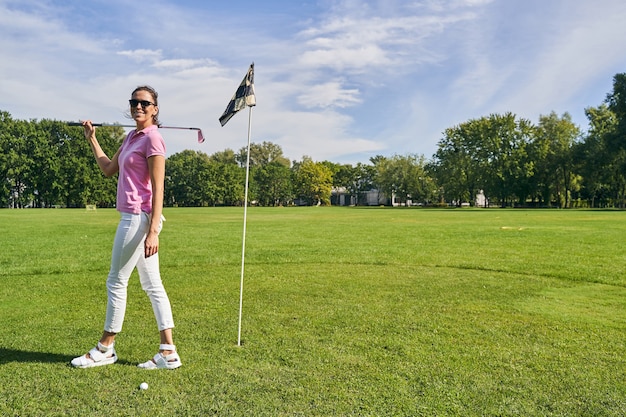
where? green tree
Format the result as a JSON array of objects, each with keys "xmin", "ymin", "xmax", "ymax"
[
  {"xmin": 292, "ymin": 157, "xmax": 333, "ymax": 205},
  {"xmin": 0, "ymin": 115, "xmax": 120, "ymax": 208},
  {"xmin": 166, "ymin": 150, "xmax": 214, "ymax": 206},
  {"xmin": 0, "ymin": 112, "xmax": 10, "ymax": 206},
  {"xmin": 252, "ymin": 162, "xmax": 293, "ymax": 206},
  {"xmin": 320, "ymin": 161, "xmax": 350, "ymax": 206},
  {"xmin": 237, "ymin": 141, "xmax": 290, "ymax": 168},
  {"xmin": 432, "ymin": 120, "xmax": 484, "ymax": 205},
  {"xmin": 375, "ymin": 154, "xmax": 429, "ymax": 205},
  {"xmin": 29, "ymin": 120, "xmax": 64, "ymax": 207},
  {"xmin": 0, "ymin": 113, "xmax": 30, "ymax": 207},
  {"xmin": 604, "ymin": 73, "xmax": 626, "ymax": 206},
  {"xmin": 481, "ymin": 114, "xmax": 535, "ymax": 207},
  {"xmin": 236, "ymin": 142, "xmax": 291, "ymax": 206},
  {"xmin": 350, "ymin": 163, "xmax": 377, "ymax": 205},
  {"xmin": 606, "ymin": 73, "xmax": 626, "ymax": 151},
  {"xmin": 574, "ymin": 105, "xmax": 618, "ymax": 207},
  {"xmin": 432, "ymin": 114, "xmax": 536, "ymax": 207},
  {"xmin": 533, "ymin": 112, "xmax": 581, "ymax": 208},
  {"xmin": 214, "ymin": 162, "xmax": 245, "ymax": 206},
  {"xmin": 209, "ymin": 149, "xmax": 238, "ymax": 165},
  {"xmin": 326, "ymin": 162, "xmax": 377, "ymax": 206}
]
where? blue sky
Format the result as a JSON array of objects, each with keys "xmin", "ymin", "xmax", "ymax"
[{"xmin": 1, "ymin": 0, "xmax": 626, "ymax": 164}]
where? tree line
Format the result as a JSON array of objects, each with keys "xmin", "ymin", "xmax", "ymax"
[
  {"xmin": 430, "ymin": 73, "xmax": 626, "ymax": 208},
  {"xmin": 2, "ymin": 73, "xmax": 626, "ymax": 209}
]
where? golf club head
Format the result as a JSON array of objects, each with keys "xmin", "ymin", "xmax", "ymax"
[{"xmin": 197, "ymin": 129, "xmax": 205, "ymax": 144}]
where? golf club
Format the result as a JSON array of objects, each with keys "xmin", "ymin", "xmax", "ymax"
[{"xmin": 67, "ymin": 122, "xmax": 205, "ymax": 143}]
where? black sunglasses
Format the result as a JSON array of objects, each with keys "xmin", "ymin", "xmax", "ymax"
[{"xmin": 129, "ymin": 99, "xmax": 156, "ymax": 108}]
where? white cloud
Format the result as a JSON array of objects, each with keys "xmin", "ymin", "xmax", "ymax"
[
  {"xmin": 297, "ymin": 12, "xmax": 474, "ymax": 73},
  {"xmin": 117, "ymin": 49, "xmax": 163, "ymax": 63},
  {"xmin": 299, "ymin": 45, "xmax": 391, "ymax": 71},
  {"xmin": 255, "ymin": 107, "xmax": 386, "ymax": 161},
  {"xmin": 298, "ymin": 81, "xmax": 361, "ymax": 109},
  {"xmin": 152, "ymin": 59, "xmax": 217, "ymax": 71},
  {"xmin": 446, "ymin": 1, "xmax": 626, "ymax": 127}
]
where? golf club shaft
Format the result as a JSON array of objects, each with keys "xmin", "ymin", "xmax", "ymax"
[
  {"xmin": 67, "ymin": 122, "xmax": 134, "ymax": 128},
  {"xmin": 66, "ymin": 122, "xmax": 205, "ymax": 143}
]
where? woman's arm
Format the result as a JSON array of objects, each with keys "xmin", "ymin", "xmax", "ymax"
[
  {"xmin": 82, "ymin": 120, "xmax": 120, "ymax": 177},
  {"xmin": 144, "ymin": 155, "xmax": 166, "ymax": 258}
]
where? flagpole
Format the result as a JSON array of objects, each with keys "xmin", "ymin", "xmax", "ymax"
[
  {"xmin": 218, "ymin": 62, "xmax": 256, "ymax": 347},
  {"xmin": 237, "ymin": 105, "xmax": 253, "ymax": 347}
]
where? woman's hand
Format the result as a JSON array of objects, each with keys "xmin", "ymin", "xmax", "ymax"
[
  {"xmin": 144, "ymin": 232, "xmax": 159, "ymax": 258},
  {"xmin": 81, "ymin": 120, "xmax": 96, "ymax": 140}
]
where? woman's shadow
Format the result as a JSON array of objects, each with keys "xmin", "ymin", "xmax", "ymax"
[
  {"xmin": 0, "ymin": 347, "xmax": 73, "ymax": 364},
  {"xmin": 0, "ymin": 347, "xmax": 132, "ymax": 366}
]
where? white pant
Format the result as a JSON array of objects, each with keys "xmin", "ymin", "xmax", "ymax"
[{"xmin": 104, "ymin": 212, "xmax": 175, "ymax": 333}]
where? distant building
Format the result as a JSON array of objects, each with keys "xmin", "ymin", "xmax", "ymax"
[
  {"xmin": 331, "ymin": 188, "xmax": 389, "ymax": 206},
  {"xmin": 476, "ymin": 190, "xmax": 488, "ymax": 207}
]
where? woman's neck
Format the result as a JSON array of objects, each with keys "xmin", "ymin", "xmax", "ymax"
[{"xmin": 135, "ymin": 121, "xmax": 154, "ymax": 131}]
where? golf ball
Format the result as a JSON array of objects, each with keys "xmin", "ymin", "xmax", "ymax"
[{"xmin": 139, "ymin": 382, "xmax": 149, "ymax": 390}]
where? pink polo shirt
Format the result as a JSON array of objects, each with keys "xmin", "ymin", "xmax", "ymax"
[{"xmin": 116, "ymin": 125, "xmax": 166, "ymax": 214}]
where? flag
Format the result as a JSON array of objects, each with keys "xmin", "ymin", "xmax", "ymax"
[{"xmin": 219, "ymin": 63, "xmax": 256, "ymax": 127}]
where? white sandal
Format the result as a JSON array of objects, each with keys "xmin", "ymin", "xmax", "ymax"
[
  {"xmin": 71, "ymin": 342, "xmax": 117, "ymax": 368},
  {"xmin": 137, "ymin": 344, "xmax": 182, "ymax": 370}
]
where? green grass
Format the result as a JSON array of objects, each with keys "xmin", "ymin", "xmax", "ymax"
[{"xmin": 1, "ymin": 207, "xmax": 625, "ymax": 416}]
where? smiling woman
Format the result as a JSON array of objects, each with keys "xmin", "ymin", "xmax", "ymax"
[
  {"xmin": 128, "ymin": 86, "xmax": 160, "ymax": 128},
  {"xmin": 70, "ymin": 85, "xmax": 183, "ymax": 371}
]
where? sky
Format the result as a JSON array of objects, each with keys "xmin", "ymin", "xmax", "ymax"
[{"xmin": 1, "ymin": 0, "xmax": 626, "ymax": 164}]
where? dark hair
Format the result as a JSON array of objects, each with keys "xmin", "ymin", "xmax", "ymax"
[{"xmin": 130, "ymin": 85, "xmax": 160, "ymax": 126}]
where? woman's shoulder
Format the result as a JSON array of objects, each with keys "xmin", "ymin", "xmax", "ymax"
[{"xmin": 143, "ymin": 126, "xmax": 166, "ymax": 155}]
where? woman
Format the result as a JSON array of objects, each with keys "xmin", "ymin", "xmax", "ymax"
[{"xmin": 71, "ymin": 86, "xmax": 181, "ymax": 370}]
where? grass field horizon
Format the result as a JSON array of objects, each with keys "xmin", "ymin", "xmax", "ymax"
[{"xmin": 1, "ymin": 207, "xmax": 625, "ymax": 416}]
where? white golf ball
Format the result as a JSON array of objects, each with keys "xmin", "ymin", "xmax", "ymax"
[{"xmin": 139, "ymin": 382, "xmax": 149, "ymax": 390}]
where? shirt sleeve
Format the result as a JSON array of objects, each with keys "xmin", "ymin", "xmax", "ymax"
[{"xmin": 145, "ymin": 129, "xmax": 166, "ymax": 158}]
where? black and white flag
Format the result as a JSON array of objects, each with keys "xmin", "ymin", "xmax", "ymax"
[{"xmin": 219, "ymin": 63, "xmax": 256, "ymax": 127}]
